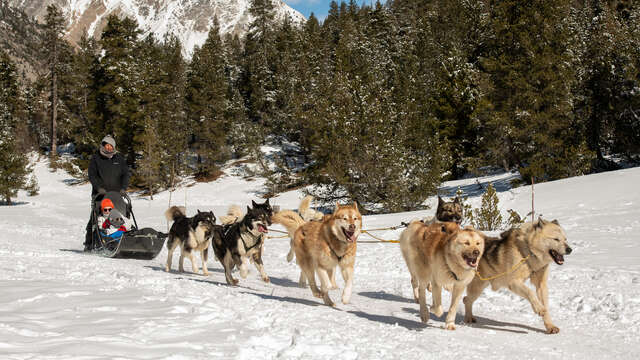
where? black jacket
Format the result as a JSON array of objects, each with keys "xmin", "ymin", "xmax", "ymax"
[{"xmin": 88, "ymin": 151, "xmax": 130, "ymax": 196}]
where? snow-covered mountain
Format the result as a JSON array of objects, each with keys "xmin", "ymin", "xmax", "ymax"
[{"xmin": 8, "ymin": 0, "xmax": 305, "ymax": 56}]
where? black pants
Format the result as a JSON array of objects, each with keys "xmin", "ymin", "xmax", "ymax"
[{"xmin": 84, "ymin": 197, "xmax": 95, "ymax": 249}]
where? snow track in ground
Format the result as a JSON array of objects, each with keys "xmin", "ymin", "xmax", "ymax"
[{"xmin": 0, "ymin": 160, "xmax": 639, "ymax": 359}]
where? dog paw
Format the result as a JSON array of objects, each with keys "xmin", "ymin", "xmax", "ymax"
[
  {"xmin": 464, "ymin": 315, "xmax": 477, "ymax": 323},
  {"xmin": 342, "ymin": 296, "xmax": 351, "ymax": 305},
  {"xmin": 229, "ymin": 279, "xmax": 239, "ymax": 286},
  {"xmin": 324, "ymin": 299, "xmax": 336, "ymax": 307},
  {"xmin": 431, "ymin": 305, "xmax": 444, "ymax": 317},
  {"xmin": 203, "ymin": 270, "xmax": 210, "ymax": 276},
  {"xmin": 546, "ymin": 325, "xmax": 560, "ymax": 334},
  {"xmin": 427, "ymin": 282, "xmax": 432, "ymax": 292},
  {"xmin": 420, "ymin": 311, "xmax": 429, "ymax": 324},
  {"xmin": 445, "ymin": 322, "xmax": 456, "ymax": 330},
  {"xmin": 311, "ymin": 290, "xmax": 323, "ymax": 298},
  {"xmin": 262, "ymin": 276, "xmax": 270, "ymax": 283}
]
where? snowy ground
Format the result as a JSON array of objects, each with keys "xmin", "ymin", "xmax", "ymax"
[{"xmin": 1, "ymin": 158, "xmax": 639, "ymax": 359}]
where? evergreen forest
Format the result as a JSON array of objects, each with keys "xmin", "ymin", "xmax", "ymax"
[{"xmin": 1, "ymin": 0, "xmax": 638, "ymax": 211}]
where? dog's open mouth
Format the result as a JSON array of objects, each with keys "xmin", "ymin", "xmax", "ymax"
[
  {"xmin": 549, "ymin": 249, "xmax": 564, "ymax": 265},
  {"xmin": 257, "ymin": 224, "xmax": 268, "ymax": 233},
  {"xmin": 462, "ymin": 254, "xmax": 478, "ymax": 268},
  {"xmin": 342, "ymin": 228, "xmax": 357, "ymax": 242}
]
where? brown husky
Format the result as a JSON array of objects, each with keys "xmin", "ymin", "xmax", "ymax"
[
  {"xmin": 400, "ymin": 221, "xmax": 485, "ymax": 329},
  {"xmin": 422, "ymin": 196, "xmax": 463, "ymax": 224},
  {"xmin": 272, "ymin": 203, "xmax": 361, "ymax": 306},
  {"xmin": 463, "ymin": 218, "xmax": 572, "ymax": 334}
]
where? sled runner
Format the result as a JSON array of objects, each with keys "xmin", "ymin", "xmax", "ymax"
[{"xmin": 89, "ymin": 191, "xmax": 167, "ymax": 260}]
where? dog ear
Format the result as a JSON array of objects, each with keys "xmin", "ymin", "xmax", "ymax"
[
  {"xmin": 252, "ymin": 200, "xmax": 257, "ymax": 208},
  {"xmin": 197, "ymin": 209, "xmax": 202, "ymax": 214},
  {"xmin": 552, "ymin": 219, "xmax": 559, "ymax": 225},
  {"xmin": 536, "ymin": 216, "xmax": 547, "ymax": 229},
  {"xmin": 353, "ymin": 202, "xmax": 358, "ymax": 211},
  {"xmin": 438, "ymin": 196, "xmax": 444, "ymax": 206},
  {"xmin": 247, "ymin": 206, "xmax": 252, "ymax": 213},
  {"xmin": 454, "ymin": 196, "xmax": 461, "ymax": 204},
  {"xmin": 265, "ymin": 198, "xmax": 270, "ymax": 206},
  {"xmin": 334, "ymin": 202, "xmax": 340, "ymax": 213}
]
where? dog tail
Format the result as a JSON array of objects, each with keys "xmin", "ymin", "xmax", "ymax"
[
  {"xmin": 298, "ymin": 195, "xmax": 324, "ymax": 222},
  {"xmin": 165, "ymin": 206, "xmax": 186, "ymax": 223},
  {"xmin": 220, "ymin": 204, "xmax": 243, "ymax": 225},
  {"xmin": 298, "ymin": 195, "xmax": 313, "ymax": 219},
  {"xmin": 272, "ymin": 210, "xmax": 305, "ymax": 235},
  {"xmin": 272, "ymin": 210, "xmax": 306, "ymax": 262}
]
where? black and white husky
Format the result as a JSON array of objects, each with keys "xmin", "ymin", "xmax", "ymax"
[
  {"xmin": 164, "ymin": 206, "xmax": 216, "ymax": 276},
  {"xmin": 212, "ymin": 200, "xmax": 273, "ymax": 285}
]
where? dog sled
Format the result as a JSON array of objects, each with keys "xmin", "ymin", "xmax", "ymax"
[{"xmin": 88, "ymin": 191, "xmax": 167, "ymax": 260}]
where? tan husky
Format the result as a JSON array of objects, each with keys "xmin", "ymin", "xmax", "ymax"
[
  {"xmin": 400, "ymin": 221, "xmax": 485, "ymax": 330},
  {"xmin": 272, "ymin": 203, "xmax": 361, "ymax": 306},
  {"xmin": 463, "ymin": 218, "xmax": 572, "ymax": 334}
]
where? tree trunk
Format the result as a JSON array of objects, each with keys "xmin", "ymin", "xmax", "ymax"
[{"xmin": 50, "ymin": 41, "xmax": 58, "ymax": 157}]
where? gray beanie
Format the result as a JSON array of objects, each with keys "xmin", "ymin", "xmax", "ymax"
[
  {"xmin": 101, "ymin": 135, "xmax": 116, "ymax": 149},
  {"xmin": 108, "ymin": 209, "xmax": 125, "ymax": 227}
]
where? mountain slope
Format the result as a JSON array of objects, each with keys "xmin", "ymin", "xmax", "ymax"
[
  {"xmin": 0, "ymin": 3, "xmax": 45, "ymax": 80},
  {"xmin": 8, "ymin": 0, "xmax": 305, "ymax": 56}
]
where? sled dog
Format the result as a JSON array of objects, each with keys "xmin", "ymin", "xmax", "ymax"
[
  {"xmin": 274, "ymin": 202, "xmax": 361, "ymax": 306},
  {"xmin": 164, "ymin": 206, "xmax": 216, "ymax": 275},
  {"xmin": 399, "ymin": 221, "xmax": 485, "ymax": 330},
  {"xmin": 212, "ymin": 199, "xmax": 273, "ymax": 285},
  {"xmin": 463, "ymin": 218, "xmax": 572, "ymax": 334},
  {"xmin": 422, "ymin": 196, "xmax": 463, "ymax": 225}
]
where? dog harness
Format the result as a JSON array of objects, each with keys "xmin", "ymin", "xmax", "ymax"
[{"xmin": 238, "ymin": 224, "xmax": 263, "ymax": 253}]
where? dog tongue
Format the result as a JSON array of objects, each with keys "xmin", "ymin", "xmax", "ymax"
[
  {"xmin": 258, "ymin": 224, "xmax": 268, "ymax": 233},
  {"xmin": 343, "ymin": 229, "xmax": 356, "ymax": 242}
]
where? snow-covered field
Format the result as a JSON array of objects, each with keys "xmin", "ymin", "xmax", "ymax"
[{"xmin": 1, "ymin": 159, "xmax": 639, "ymax": 359}]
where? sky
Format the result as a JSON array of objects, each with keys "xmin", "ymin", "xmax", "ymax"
[
  {"xmin": 284, "ymin": 1, "xmax": 379, "ymax": 22},
  {"xmin": 284, "ymin": 0, "xmax": 333, "ymax": 21}
]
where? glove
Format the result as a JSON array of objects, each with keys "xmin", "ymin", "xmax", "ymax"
[
  {"xmin": 98, "ymin": 188, "xmax": 106, "ymax": 195},
  {"xmin": 120, "ymin": 189, "xmax": 127, "ymax": 196}
]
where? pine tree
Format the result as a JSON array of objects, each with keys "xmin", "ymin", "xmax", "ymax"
[
  {"xmin": 302, "ymin": 3, "xmax": 446, "ymax": 212},
  {"xmin": 67, "ymin": 31, "xmax": 98, "ymax": 159},
  {"xmin": 0, "ymin": 51, "xmax": 32, "ymax": 204},
  {"xmin": 483, "ymin": 0, "xmax": 591, "ymax": 181},
  {"xmin": 577, "ymin": 1, "xmax": 640, "ymax": 163},
  {"xmin": 42, "ymin": 4, "xmax": 65, "ymax": 157},
  {"xmin": 471, "ymin": 183, "xmax": 503, "ymax": 231},
  {"xmin": 157, "ymin": 35, "xmax": 189, "ymax": 185},
  {"xmin": 137, "ymin": 115, "xmax": 163, "ymax": 199},
  {"xmin": 243, "ymin": 0, "xmax": 278, "ymax": 128},
  {"xmin": 186, "ymin": 18, "xmax": 230, "ymax": 178},
  {"xmin": 92, "ymin": 15, "xmax": 143, "ymax": 165},
  {"xmin": 424, "ymin": 0, "xmax": 490, "ymax": 179}
]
